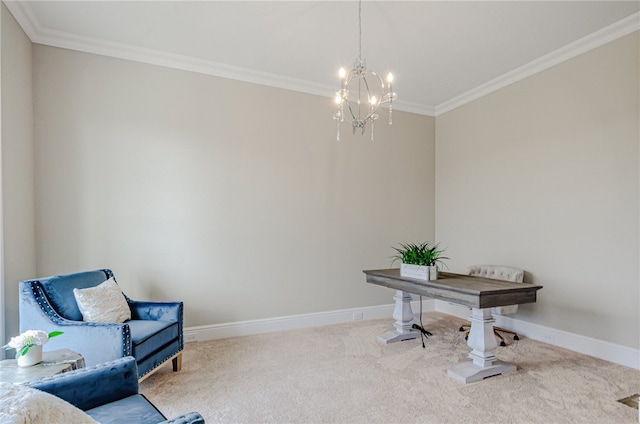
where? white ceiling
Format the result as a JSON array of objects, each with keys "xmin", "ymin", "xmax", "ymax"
[{"xmin": 5, "ymin": 1, "xmax": 640, "ymax": 116}]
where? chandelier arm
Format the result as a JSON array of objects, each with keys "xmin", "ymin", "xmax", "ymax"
[
  {"xmin": 364, "ymin": 73, "xmax": 384, "ymax": 122},
  {"xmin": 344, "ymin": 71, "xmax": 386, "ymax": 123}
]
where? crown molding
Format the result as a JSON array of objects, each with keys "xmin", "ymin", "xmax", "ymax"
[
  {"xmin": 4, "ymin": 1, "xmax": 637, "ymax": 118},
  {"xmin": 2, "ymin": 1, "xmax": 37, "ymax": 39},
  {"xmin": 4, "ymin": 0, "xmax": 436, "ymax": 116},
  {"xmin": 435, "ymin": 12, "xmax": 640, "ymax": 116}
]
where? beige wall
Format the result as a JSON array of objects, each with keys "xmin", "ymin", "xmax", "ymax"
[
  {"xmin": 1, "ymin": 4, "xmax": 36, "ymax": 349},
  {"xmin": 436, "ymin": 32, "xmax": 639, "ymax": 349},
  {"xmin": 3, "ymin": 6, "xmax": 637, "ymax": 354},
  {"xmin": 32, "ymin": 45, "xmax": 435, "ymax": 327}
]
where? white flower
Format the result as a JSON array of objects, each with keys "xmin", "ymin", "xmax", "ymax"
[
  {"xmin": 3, "ymin": 330, "xmax": 63, "ymax": 358},
  {"xmin": 7, "ymin": 330, "xmax": 49, "ymax": 349}
]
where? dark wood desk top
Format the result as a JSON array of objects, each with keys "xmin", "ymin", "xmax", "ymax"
[{"xmin": 363, "ymin": 268, "xmax": 543, "ymax": 309}]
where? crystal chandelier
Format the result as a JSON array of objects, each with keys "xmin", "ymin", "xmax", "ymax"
[{"xmin": 333, "ymin": 0, "xmax": 396, "ymax": 141}]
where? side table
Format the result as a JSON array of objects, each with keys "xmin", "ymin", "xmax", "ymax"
[{"xmin": 0, "ymin": 349, "xmax": 85, "ymax": 384}]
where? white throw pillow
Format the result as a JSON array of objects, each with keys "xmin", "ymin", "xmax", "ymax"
[
  {"xmin": 0, "ymin": 381, "xmax": 99, "ymax": 424},
  {"xmin": 73, "ymin": 277, "xmax": 131, "ymax": 323}
]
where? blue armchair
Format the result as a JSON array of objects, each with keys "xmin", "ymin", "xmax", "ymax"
[
  {"xmin": 26, "ymin": 356, "xmax": 204, "ymax": 424},
  {"xmin": 19, "ymin": 269, "xmax": 183, "ymax": 380}
]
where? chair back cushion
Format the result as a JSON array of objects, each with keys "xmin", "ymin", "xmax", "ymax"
[
  {"xmin": 34, "ymin": 270, "xmax": 113, "ymax": 321},
  {"xmin": 467, "ymin": 265, "xmax": 524, "ymax": 283},
  {"xmin": 467, "ymin": 265, "xmax": 524, "ymax": 315},
  {"xmin": 27, "ymin": 356, "xmax": 139, "ymax": 412}
]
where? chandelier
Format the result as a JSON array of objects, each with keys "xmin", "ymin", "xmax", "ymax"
[{"xmin": 333, "ymin": 0, "xmax": 396, "ymax": 141}]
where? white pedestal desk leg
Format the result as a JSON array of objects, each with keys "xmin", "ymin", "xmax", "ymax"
[
  {"xmin": 447, "ymin": 307, "xmax": 516, "ymax": 383},
  {"xmin": 377, "ymin": 290, "xmax": 419, "ymax": 344}
]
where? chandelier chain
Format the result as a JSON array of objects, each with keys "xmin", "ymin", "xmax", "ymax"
[{"xmin": 358, "ymin": 0, "xmax": 362, "ymax": 63}]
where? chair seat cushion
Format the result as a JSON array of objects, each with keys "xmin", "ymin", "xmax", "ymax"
[
  {"xmin": 86, "ymin": 394, "xmax": 165, "ymax": 424},
  {"xmin": 127, "ymin": 320, "xmax": 179, "ymax": 361}
]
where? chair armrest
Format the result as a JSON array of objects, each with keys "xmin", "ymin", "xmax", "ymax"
[
  {"xmin": 39, "ymin": 320, "xmax": 132, "ymax": 366},
  {"xmin": 128, "ymin": 300, "xmax": 183, "ymax": 323},
  {"xmin": 26, "ymin": 356, "xmax": 139, "ymax": 411},
  {"xmin": 160, "ymin": 412, "xmax": 205, "ymax": 424}
]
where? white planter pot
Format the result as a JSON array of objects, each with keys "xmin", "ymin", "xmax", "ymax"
[
  {"xmin": 400, "ymin": 263, "xmax": 429, "ymax": 281},
  {"xmin": 17, "ymin": 345, "xmax": 43, "ymax": 367},
  {"xmin": 429, "ymin": 266, "xmax": 438, "ymax": 280}
]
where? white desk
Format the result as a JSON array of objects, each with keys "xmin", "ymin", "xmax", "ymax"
[{"xmin": 363, "ymin": 269, "xmax": 543, "ymax": 383}]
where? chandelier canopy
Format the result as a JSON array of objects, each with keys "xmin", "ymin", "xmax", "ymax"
[{"xmin": 333, "ymin": 0, "xmax": 396, "ymax": 141}]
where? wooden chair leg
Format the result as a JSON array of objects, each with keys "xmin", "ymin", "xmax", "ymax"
[
  {"xmin": 494, "ymin": 326, "xmax": 518, "ymax": 337},
  {"xmin": 494, "ymin": 326, "xmax": 519, "ymax": 345},
  {"xmin": 172, "ymin": 352, "xmax": 182, "ymax": 372},
  {"xmin": 459, "ymin": 322, "xmax": 470, "ymax": 340}
]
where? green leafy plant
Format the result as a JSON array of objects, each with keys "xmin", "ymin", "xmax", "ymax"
[{"xmin": 391, "ymin": 242, "xmax": 449, "ymax": 268}]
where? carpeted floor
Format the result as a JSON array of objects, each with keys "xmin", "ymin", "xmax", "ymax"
[{"xmin": 140, "ymin": 312, "xmax": 640, "ymax": 424}]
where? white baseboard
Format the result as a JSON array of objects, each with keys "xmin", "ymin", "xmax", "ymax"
[
  {"xmin": 494, "ymin": 313, "xmax": 640, "ymax": 371},
  {"xmin": 184, "ymin": 299, "xmax": 640, "ymax": 370},
  {"xmin": 184, "ymin": 299, "xmax": 435, "ymax": 343},
  {"xmin": 434, "ymin": 301, "xmax": 640, "ymax": 370}
]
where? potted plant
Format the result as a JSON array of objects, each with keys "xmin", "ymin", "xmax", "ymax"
[
  {"xmin": 391, "ymin": 242, "xmax": 448, "ymax": 281},
  {"xmin": 2, "ymin": 329, "xmax": 63, "ymax": 367}
]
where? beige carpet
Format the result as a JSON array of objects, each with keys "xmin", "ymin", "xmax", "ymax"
[{"xmin": 140, "ymin": 312, "xmax": 640, "ymax": 423}]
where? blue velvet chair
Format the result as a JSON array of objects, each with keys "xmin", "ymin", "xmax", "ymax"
[
  {"xmin": 19, "ymin": 269, "xmax": 183, "ymax": 380},
  {"xmin": 26, "ymin": 356, "xmax": 204, "ymax": 424}
]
